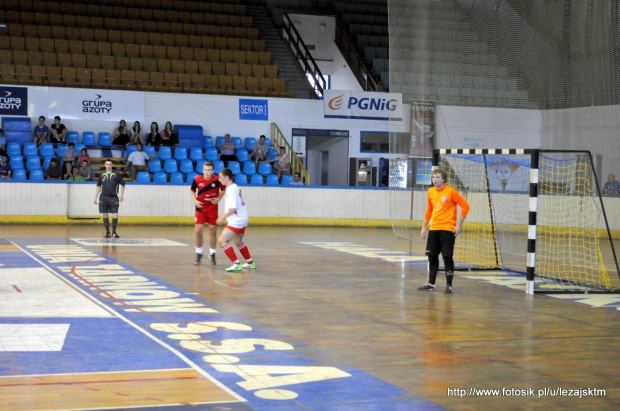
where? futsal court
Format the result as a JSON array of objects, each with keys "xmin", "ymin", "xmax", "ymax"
[{"xmin": 1, "ymin": 224, "xmax": 618, "ymax": 410}]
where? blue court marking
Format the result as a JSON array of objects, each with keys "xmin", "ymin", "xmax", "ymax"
[
  {"xmin": 0, "ymin": 251, "xmax": 43, "ymax": 268},
  {"xmin": 8, "ymin": 237, "xmax": 445, "ymax": 411},
  {"xmin": 0, "ymin": 318, "xmax": 189, "ymax": 376}
]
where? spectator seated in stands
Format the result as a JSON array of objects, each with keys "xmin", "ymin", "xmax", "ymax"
[
  {"xmin": 79, "ymin": 159, "xmax": 92, "ymax": 181},
  {"xmin": 0, "ymin": 128, "xmax": 7, "ymax": 156},
  {"xmin": 129, "ymin": 121, "xmax": 146, "ymax": 146},
  {"xmin": 33, "ymin": 116, "xmax": 49, "ymax": 147},
  {"xmin": 63, "ymin": 162, "xmax": 73, "ymax": 180},
  {"xmin": 46, "ymin": 158, "xmax": 63, "ymax": 180},
  {"xmin": 62, "ymin": 142, "xmax": 77, "ymax": 169},
  {"xmin": 219, "ymin": 134, "xmax": 238, "ymax": 166},
  {"xmin": 50, "ymin": 116, "xmax": 68, "ymax": 145},
  {"xmin": 125, "ymin": 143, "xmax": 153, "ymax": 181},
  {"xmin": 67, "ymin": 166, "xmax": 86, "ymax": 182},
  {"xmin": 161, "ymin": 121, "xmax": 179, "ymax": 147},
  {"xmin": 79, "ymin": 148, "xmax": 90, "ymax": 167},
  {"xmin": 290, "ymin": 172, "xmax": 304, "ymax": 186},
  {"xmin": 146, "ymin": 122, "xmax": 162, "ymax": 150},
  {"xmin": 262, "ymin": 146, "xmax": 291, "ymax": 180},
  {"xmin": 251, "ymin": 135, "xmax": 269, "ymax": 168},
  {"xmin": 602, "ymin": 173, "xmax": 620, "ymax": 196},
  {"xmin": 0, "ymin": 154, "xmax": 12, "ymax": 180},
  {"xmin": 112, "ymin": 119, "xmax": 132, "ymax": 146}
]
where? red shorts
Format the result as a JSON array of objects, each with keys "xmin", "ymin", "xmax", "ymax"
[
  {"xmin": 195, "ymin": 207, "xmax": 218, "ymax": 226},
  {"xmin": 226, "ymin": 225, "xmax": 246, "ymax": 234}
]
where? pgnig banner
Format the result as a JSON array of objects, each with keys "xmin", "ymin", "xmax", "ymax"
[
  {"xmin": 323, "ymin": 90, "xmax": 402, "ymax": 121},
  {"xmin": 0, "ymin": 86, "xmax": 28, "ymax": 116}
]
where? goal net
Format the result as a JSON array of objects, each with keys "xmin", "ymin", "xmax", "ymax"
[{"xmin": 436, "ymin": 149, "xmax": 619, "ymax": 293}]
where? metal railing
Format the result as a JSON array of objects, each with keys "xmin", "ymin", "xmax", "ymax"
[
  {"xmin": 270, "ymin": 122, "xmax": 309, "ymax": 185},
  {"xmin": 281, "ymin": 12, "xmax": 326, "ymax": 98}
]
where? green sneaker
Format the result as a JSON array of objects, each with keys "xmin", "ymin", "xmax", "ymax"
[
  {"xmin": 242, "ymin": 262, "xmax": 256, "ymax": 269},
  {"xmin": 225, "ymin": 263, "xmax": 243, "ymax": 272}
]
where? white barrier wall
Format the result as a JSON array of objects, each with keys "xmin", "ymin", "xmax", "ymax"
[{"xmin": 1, "ymin": 182, "xmax": 618, "ymax": 230}]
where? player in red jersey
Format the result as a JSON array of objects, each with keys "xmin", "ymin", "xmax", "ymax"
[{"xmin": 190, "ymin": 161, "xmax": 225, "ymax": 265}]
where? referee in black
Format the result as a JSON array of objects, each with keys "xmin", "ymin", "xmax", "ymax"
[{"xmin": 94, "ymin": 159, "xmax": 126, "ymax": 238}]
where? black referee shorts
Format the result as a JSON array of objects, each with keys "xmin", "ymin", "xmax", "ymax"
[
  {"xmin": 426, "ymin": 230, "xmax": 456, "ymax": 257},
  {"xmin": 99, "ymin": 195, "xmax": 120, "ymax": 214}
]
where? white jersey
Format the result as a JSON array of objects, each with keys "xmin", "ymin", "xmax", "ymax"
[{"xmin": 223, "ymin": 183, "xmax": 249, "ymax": 228}]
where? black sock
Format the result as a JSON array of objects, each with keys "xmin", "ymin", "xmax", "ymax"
[
  {"xmin": 446, "ymin": 272, "xmax": 454, "ymax": 286},
  {"xmin": 428, "ymin": 255, "xmax": 439, "ymax": 285},
  {"xmin": 103, "ymin": 217, "xmax": 110, "ymax": 233},
  {"xmin": 112, "ymin": 218, "xmax": 118, "ymax": 233}
]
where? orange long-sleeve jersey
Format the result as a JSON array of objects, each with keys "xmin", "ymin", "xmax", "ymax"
[{"xmin": 424, "ymin": 184, "xmax": 470, "ymax": 231}]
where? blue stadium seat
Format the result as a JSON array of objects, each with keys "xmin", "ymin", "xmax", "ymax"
[
  {"xmin": 98, "ymin": 132, "xmax": 112, "ymax": 146},
  {"xmin": 264, "ymin": 137, "xmax": 271, "ymax": 148},
  {"xmin": 56, "ymin": 145, "xmax": 67, "ymax": 159},
  {"xmin": 143, "ymin": 145, "xmax": 156, "ymax": 158},
  {"xmin": 136, "ymin": 171, "xmax": 151, "ymax": 183},
  {"xmin": 126, "ymin": 145, "xmax": 137, "ymax": 156},
  {"xmin": 13, "ymin": 168, "xmax": 27, "ymax": 180},
  {"xmin": 153, "ymin": 171, "xmax": 167, "ymax": 183},
  {"xmin": 258, "ymin": 162, "xmax": 272, "ymax": 176},
  {"xmin": 266, "ymin": 149, "xmax": 278, "ymax": 160},
  {"xmin": 179, "ymin": 159, "xmax": 194, "ymax": 174},
  {"xmin": 158, "ymin": 146, "xmax": 172, "ymax": 160},
  {"xmin": 195, "ymin": 159, "xmax": 206, "ymax": 173},
  {"xmin": 42, "ymin": 156, "xmax": 52, "ymax": 170},
  {"xmin": 66, "ymin": 131, "xmax": 79, "ymax": 145},
  {"xmin": 235, "ymin": 173, "xmax": 248, "ymax": 185},
  {"xmin": 26, "ymin": 156, "xmax": 42, "ymax": 171},
  {"xmin": 228, "ymin": 161, "xmax": 241, "ymax": 175},
  {"xmin": 281, "ymin": 175, "xmax": 294, "ymax": 185},
  {"xmin": 74, "ymin": 144, "xmax": 85, "ymax": 155},
  {"xmin": 23, "ymin": 143, "xmax": 38, "ymax": 157},
  {"xmin": 250, "ymin": 174, "xmax": 264, "ymax": 185},
  {"xmin": 215, "ymin": 136, "xmax": 225, "ymax": 149},
  {"xmin": 186, "ymin": 172, "xmax": 198, "ymax": 182},
  {"xmin": 7, "ymin": 142, "xmax": 21, "ymax": 157},
  {"xmin": 202, "ymin": 135, "xmax": 213, "ymax": 148},
  {"xmin": 205, "ymin": 147, "xmax": 218, "ymax": 161},
  {"xmin": 236, "ymin": 149, "xmax": 249, "ymax": 162},
  {"xmin": 174, "ymin": 146, "xmax": 188, "ymax": 161},
  {"xmin": 82, "ymin": 132, "xmax": 96, "ymax": 146},
  {"xmin": 29, "ymin": 169, "xmax": 44, "ymax": 180},
  {"xmin": 242, "ymin": 161, "xmax": 256, "ymax": 175},
  {"xmin": 189, "ymin": 147, "xmax": 203, "ymax": 162},
  {"xmin": 39, "ymin": 143, "xmax": 55, "ymax": 158},
  {"xmin": 244, "ymin": 137, "xmax": 256, "ymax": 151},
  {"xmin": 213, "ymin": 160, "xmax": 224, "ymax": 173},
  {"xmin": 231, "ymin": 137, "xmax": 242, "ymax": 150},
  {"xmin": 148, "ymin": 159, "xmax": 162, "ymax": 173},
  {"xmin": 265, "ymin": 174, "xmax": 279, "ymax": 185},
  {"xmin": 164, "ymin": 159, "xmax": 178, "ymax": 173},
  {"xmin": 9, "ymin": 156, "xmax": 24, "ymax": 170},
  {"xmin": 169, "ymin": 171, "xmax": 184, "ymax": 183}
]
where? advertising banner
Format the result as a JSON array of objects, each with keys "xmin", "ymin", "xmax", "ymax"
[
  {"xmin": 324, "ymin": 90, "xmax": 402, "ymax": 120},
  {"xmin": 49, "ymin": 88, "xmax": 145, "ymax": 121},
  {"xmin": 0, "ymin": 86, "xmax": 28, "ymax": 116}
]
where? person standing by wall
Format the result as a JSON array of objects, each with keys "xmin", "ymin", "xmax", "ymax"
[{"xmin": 94, "ymin": 159, "xmax": 126, "ymax": 238}]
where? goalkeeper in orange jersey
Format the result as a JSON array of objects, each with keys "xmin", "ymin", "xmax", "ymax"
[{"xmin": 418, "ymin": 168, "xmax": 470, "ymax": 294}]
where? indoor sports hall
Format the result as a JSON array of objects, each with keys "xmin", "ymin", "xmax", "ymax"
[{"xmin": 1, "ymin": 0, "xmax": 620, "ymax": 410}]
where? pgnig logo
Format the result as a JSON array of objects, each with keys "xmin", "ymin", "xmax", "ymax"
[
  {"xmin": 82, "ymin": 94, "xmax": 112, "ymax": 113},
  {"xmin": 0, "ymin": 91, "xmax": 22, "ymax": 110},
  {"xmin": 328, "ymin": 94, "xmax": 397, "ymax": 111}
]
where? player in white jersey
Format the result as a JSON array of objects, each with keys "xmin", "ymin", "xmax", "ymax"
[{"xmin": 216, "ymin": 168, "xmax": 255, "ymax": 272}]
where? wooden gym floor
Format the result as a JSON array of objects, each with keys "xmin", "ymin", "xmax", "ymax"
[{"xmin": 1, "ymin": 224, "xmax": 619, "ymax": 410}]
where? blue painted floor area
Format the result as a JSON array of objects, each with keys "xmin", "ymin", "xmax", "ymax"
[
  {"xmin": 0, "ymin": 318, "xmax": 189, "ymax": 376},
  {"xmin": 0, "ymin": 251, "xmax": 42, "ymax": 268},
  {"xmin": 6, "ymin": 237, "xmax": 445, "ymax": 410}
]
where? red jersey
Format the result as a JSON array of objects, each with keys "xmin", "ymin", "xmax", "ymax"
[{"xmin": 191, "ymin": 175, "xmax": 224, "ymax": 210}]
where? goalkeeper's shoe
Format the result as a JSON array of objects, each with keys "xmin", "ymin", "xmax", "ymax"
[
  {"xmin": 417, "ymin": 283, "xmax": 436, "ymax": 291},
  {"xmin": 444, "ymin": 286, "xmax": 453, "ymax": 294}
]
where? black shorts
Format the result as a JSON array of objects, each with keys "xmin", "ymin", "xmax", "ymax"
[
  {"xmin": 99, "ymin": 195, "xmax": 120, "ymax": 214},
  {"xmin": 426, "ymin": 230, "xmax": 456, "ymax": 257}
]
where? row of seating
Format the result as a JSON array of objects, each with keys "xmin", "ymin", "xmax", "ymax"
[
  {"xmin": 4, "ymin": 0, "xmax": 245, "ymax": 14},
  {"xmin": 342, "ymin": 13, "xmax": 388, "ymax": 27},
  {"xmin": 136, "ymin": 170, "xmax": 293, "ymax": 186},
  {"xmin": 0, "ymin": 51, "xmax": 274, "ymax": 74},
  {"xmin": 1, "ymin": 11, "xmax": 254, "ymax": 32},
  {"xmin": 1, "ymin": 35, "xmax": 267, "ymax": 56},
  {"xmin": 0, "ymin": 66, "xmax": 288, "ymax": 96},
  {"xmin": 334, "ymin": 1, "xmax": 388, "ymax": 16}
]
